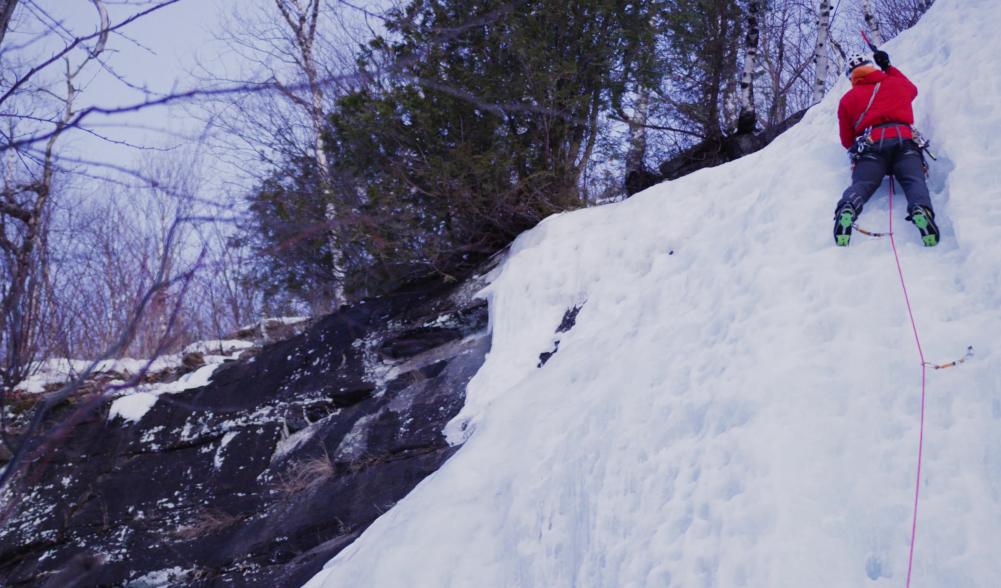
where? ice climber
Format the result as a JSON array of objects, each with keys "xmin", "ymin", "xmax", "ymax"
[{"xmin": 833, "ymin": 49, "xmax": 940, "ymax": 247}]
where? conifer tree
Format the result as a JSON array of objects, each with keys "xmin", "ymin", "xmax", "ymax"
[
  {"xmin": 325, "ymin": 0, "xmax": 662, "ymax": 293},
  {"xmin": 659, "ymin": 0, "xmax": 744, "ymax": 140}
]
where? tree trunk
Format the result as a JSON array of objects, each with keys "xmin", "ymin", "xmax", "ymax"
[
  {"xmin": 625, "ymin": 90, "xmax": 649, "ymax": 175},
  {"xmin": 274, "ymin": 0, "xmax": 345, "ymax": 309},
  {"xmin": 863, "ymin": 0, "xmax": 883, "ymax": 45},
  {"xmin": 623, "ymin": 89, "xmax": 660, "ymax": 196},
  {"xmin": 0, "ymin": 0, "xmax": 17, "ymax": 50},
  {"xmin": 767, "ymin": 11, "xmax": 788, "ymax": 127},
  {"xmin": 705, "ymin": 2, "xmax": 733, "ymax": 141},
  {"xmin": 738, "ymin": 0, "xmax": 761, "ymax": 134},
  {"xmin": 812, "ymin": 0, "xmax": 833, "ymax": 104}
]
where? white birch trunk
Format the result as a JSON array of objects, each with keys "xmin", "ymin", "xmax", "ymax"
[
  {"xmin": 863, "ymin": 0, "xmax": 883, "ymax": 45},
  {"xmin": 812, "ymin": 0, "xmax": 833, "ymax": 104},
  {"xmin": 625, "ymin": 90, "xmax": 649, "ymax": 175},
  {"xmin": 738, "ymin": 0, "xmax": 761, "ymax": 133},
  {"xmin": 275, "ymin": 0, "xmax": 345, "ymax": 309},
  {"xmin": 307, "ymin": 71, "xmax": 344, "ymax": 308}
]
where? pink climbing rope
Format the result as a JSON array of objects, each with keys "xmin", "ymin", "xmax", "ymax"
[{"xmin": 886, "ymin": 177, "xmax": 927, "ymax": 588}]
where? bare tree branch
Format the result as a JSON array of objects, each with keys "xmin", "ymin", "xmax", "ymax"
[{"xmin": 0, "ymin": 0, "xmax": 180, "ymax": 108}]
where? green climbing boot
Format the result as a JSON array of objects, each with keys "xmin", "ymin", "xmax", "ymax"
[
  {"xmin": 907, "ymin": 206, "xmax": 940, "ymax": 247},
  {"xmin": 834, "ymin": 206, "xmax": 856, "ymax": 247}
]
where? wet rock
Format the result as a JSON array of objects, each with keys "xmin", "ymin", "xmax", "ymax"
[
  {"xmin": 0, "ymin": 272, "xmax": 492, "ymax": 587},
  {"xmin": 538, "ymin": 304, "xmax": 584, "ymax": 367}
]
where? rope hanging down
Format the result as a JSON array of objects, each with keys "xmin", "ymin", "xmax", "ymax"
[
  {"xmin": 885, "ymin": 176, "xmax": 926, "ymax": 588},
  {"xmin": 885, "ymin": 179, "xmax": 972, "ymax": 586}
]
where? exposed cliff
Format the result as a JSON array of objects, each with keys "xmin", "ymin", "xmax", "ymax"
[{"xmin": 0, "ymin": 272, "xmax": 491, "ymax": 587}]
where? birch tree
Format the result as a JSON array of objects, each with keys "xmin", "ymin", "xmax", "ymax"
[
  {"xmin": 756, "ymin": 1, "xmax": 817, "ymax": 126},
  {"xmin": 812, "ymin": 0, "xmax": 833, "ymax": 104},
  {"xmin": 272, "ymin": 0, "xmax": 345, "ymax": 308},
  {"xmin": 863, "ymin": 0, "xmax": 884, "ymax": 45},
  {"xmin": 625, "ymin": 90, "xmax": 651, "ymax": 179},
  {"xmin": 738, "ymin": 0, "xmax": 761, "ymax": 133},
  {"xmin": 200, "ymin": 0, "xmax": 365, "ymax": 312}
]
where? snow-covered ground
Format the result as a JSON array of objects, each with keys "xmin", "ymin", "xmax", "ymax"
[
  {"xmin": 105, "ymin": 338, "xmax": 256, "ymax": 423},
  {"xmin": 14, "ymin": 339, "xmax": 256, "ymax": 425},
  {"xmin": 305, "ymin": 1, "xmax": 1001, "ymax": 586},
  {"xmin": 14, "ymin": 357, "xmax": 176, "ymax": 395},
  {"xmin": 106, "ymin": 347, "xmax": 248, "ymax": 424}
]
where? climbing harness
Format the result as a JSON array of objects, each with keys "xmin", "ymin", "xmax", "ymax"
[{"xmin": 850, "ymin": 134, "xmax": 874, "ymax": 163}]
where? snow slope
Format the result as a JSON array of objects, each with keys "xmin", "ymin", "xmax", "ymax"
[{"xmin": 305, "ymin": 1, "xmax": 1001, "ymax": 586}]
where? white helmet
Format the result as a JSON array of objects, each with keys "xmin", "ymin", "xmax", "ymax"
[{"xmin": 845, "ymin": 52, "xmax": 872, "ymax": 77}]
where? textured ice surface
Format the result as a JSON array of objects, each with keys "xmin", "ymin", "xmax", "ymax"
[{"xmin": 306, "ymin": 1, "xmax": 1001, "ymax": 586}]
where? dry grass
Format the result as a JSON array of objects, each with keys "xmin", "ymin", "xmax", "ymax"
[
  {"xmin": 174, "ymin": 508, "xmax": 241, "ymax": 540},
  {"xmin": 275, "ymin": 452, "xmax": 335, "ymax": 497}
]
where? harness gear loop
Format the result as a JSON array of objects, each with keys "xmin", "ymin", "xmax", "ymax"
[{"xmin": 911, "ymin": 127, "xmax": 938, "ymax": 164}]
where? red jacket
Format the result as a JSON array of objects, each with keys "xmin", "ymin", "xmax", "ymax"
[{"xmin": 838, "ymin": 66, "xmax": 918, "ymax": 149}]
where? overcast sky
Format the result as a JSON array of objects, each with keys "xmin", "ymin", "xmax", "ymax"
[
  {"xmin": 12, "ymin": 0, "xmax": 389, "ymax": 199},
  {"xmin": 2, "ymin": 0, "xmax": 297, "ymax": 201},
  {"xmin": 30, "ymin": 1, "xmax": 232, "ymax": 184}
]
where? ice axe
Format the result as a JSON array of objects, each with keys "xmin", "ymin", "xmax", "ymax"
[{"xmin": 861, "ymin": 30, "xmax": 879, "ymax": 52}]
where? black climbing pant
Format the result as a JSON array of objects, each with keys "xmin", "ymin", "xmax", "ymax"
[{"xmin": 836, "ymin": 139, "xmax": 932, "ymax": 215}]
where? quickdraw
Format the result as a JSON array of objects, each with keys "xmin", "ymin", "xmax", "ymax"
[
  {"xmin": 924, "ymin": 345, "xmax": 975, "ymax": 370},
  {"xmin": 852, "ymin": 224, "xmax": 890, "ymax": 238}
]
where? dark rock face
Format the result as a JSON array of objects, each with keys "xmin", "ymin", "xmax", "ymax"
[
  {"xmin": 0, "ymin": 275, "xmax": 491, "ymax": 587},
  {"xmin": 624, "ymin": 167, "xmax": 662, "ymax": 198},
  {"xmin": 657, "ymin": 110, "xmax": 808, "ymax": 184},
  {"xmin": 537, "ymin": 304, "xmax": 583, "ymax": 368},
  {"xmin": 624, "ymin": 108, "xmax": 809, "ymax": 196}
]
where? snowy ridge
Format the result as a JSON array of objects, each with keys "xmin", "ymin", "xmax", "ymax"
[
  {"xmin": 14, "ymin": 339, "xmax": 256, "ymax": 425},
  {"xmin": 305, "ymin": 1, "xmax": 1001, "ymax": 586},
  {"xmin": 106, "ymin": 354, "xmax": 238, "ymax": 424}
]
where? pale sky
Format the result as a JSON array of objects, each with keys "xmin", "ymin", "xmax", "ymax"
[
  {"xmin": 12, "ymin": 0, "xmax": 387, "ymax": 197},
  {"xmin": 27, "ymin": 0, "xmax": 237, "ymax": 185}
]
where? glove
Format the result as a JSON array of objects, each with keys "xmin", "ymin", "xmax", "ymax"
[{"xmin": 873, "ymin": 50, "xmax": 891, "ymax": 71}]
